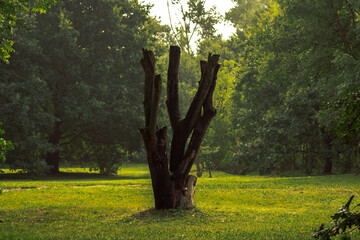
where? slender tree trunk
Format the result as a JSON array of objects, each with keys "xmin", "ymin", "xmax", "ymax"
[
  {"xmin": 323, "ymin": 156, "xmax": 332, "ymax": 175},
  {"xmin": 140, "ymin": 46, "xmax": 219, "ymax": 209},
  {"xmin": 233, "ymin": 163, "xmax": 238, "ymax": 175},
  {"xmin": 195, "ymin": 156, "xmax": 202, "ymax": 177},
  {"xmin": 289, "ymin": 154, "xmax": 295, "ymax": 172},
  {"xmin": 321, "ymin": 128, "xmax": 333, "ymax": 175},
  {"xmin": 355, "ymin": 147, "xmax": 360, "ymax": 175},
  {"xmin": 141, "ymin": 127, "xmax": 173, "ymax": 209},
  {"xmin": 343, "ymin": 150, "xmax": 352, "ymax": 174}
]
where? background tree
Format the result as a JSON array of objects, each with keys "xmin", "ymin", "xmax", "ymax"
[
  {"xmin": 228, "ymin": 0, "xmax": 360, "ymax": 175},
  {"xmin": 225, "ymin": 0, "xmax": 269, "ymax": 30},
  {"xmin": 167, "ymin": 0, "xmax": 221, "ymax": 54},
  {"xmin": 0, "ymin": 0, "xmax": 57, "ymax": 63},
  {"xmin": 0, "ymin": 0, "xmax": 157, "ymax": 174}
]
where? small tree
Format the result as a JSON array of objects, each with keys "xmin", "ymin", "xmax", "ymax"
[{"xmin": 140, "ymin": 46, "xmax": 220, "ymax": 209}]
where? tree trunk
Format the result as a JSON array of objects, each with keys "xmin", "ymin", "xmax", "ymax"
[
  {"xmin": 141, "ymin": 127, "xmax": 173, "ymax": 209},
  {"xmin": 140, "ymin": 46, "xmax": 219, "ymax": 209},
  {"xmin": 321, "ymin": 128, "xmax": 333, "ymax": 175},
  {"xmin": 342, "ymin": 148, "xmax": 352, "ymax": 174},
  {"xmin": 181, "ymin": 175, "xmax": 197, "ymax": 209},
  {"xmin": 46, "ymin": 150, "xmax": 60, "ymax": 174},
  {"xmin": 233, "ymin": 163, "xmax": 238, "ymax": 175},
  {"xmin": 289, "ymin": 156, "xmax": 295, "ymax": 172},
  {"xmin": 195, "ymin": 156, "xmax": 202, "ymax": 177},
  {"xmin": 46, "ymin": 121, "xmax": 62, "ymax": 174},
  {"xmin": 355, "ymin": 147, "xmax": 360, "ymax": 175},
  {"xmin": 323, "ymin": 156, "xmax": 332, "ymax": 175}
]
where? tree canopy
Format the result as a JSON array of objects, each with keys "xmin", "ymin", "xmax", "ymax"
[
  {"xmin": 0, "ymin": 0, "xmax": 158, "ymax": 173},
  {"xmin": 0, "ymin": 0, "xmax": 359, "ymax": 176}
]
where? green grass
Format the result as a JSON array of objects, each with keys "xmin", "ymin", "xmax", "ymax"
[{"xmin": 1, "ymin": 164, "xmax": 360, "ymax": 239}]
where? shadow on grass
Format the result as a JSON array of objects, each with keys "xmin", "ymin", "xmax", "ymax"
[
  {"xmin": 0, "ymin": 172, "xmax": 150, "ymax": 181},
  {"xmin": 126, "ymin": 207, "xmax": 205, "ymax": 222}
]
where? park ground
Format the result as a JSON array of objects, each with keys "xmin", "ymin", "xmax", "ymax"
[{"xmin": 1, "ymin": 164, "xmax": 360, "ymax": 239}]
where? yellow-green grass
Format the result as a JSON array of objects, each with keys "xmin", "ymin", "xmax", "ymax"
[{"xmin": 1, "ymin": 164, "xmax": 360, "ymax": 239}]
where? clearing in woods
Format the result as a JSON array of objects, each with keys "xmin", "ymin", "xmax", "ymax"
[{"xmin": 0, "ymin": 164, "xmax": 360, "ymax": 239}]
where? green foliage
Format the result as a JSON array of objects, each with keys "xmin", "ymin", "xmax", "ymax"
[
  {"xmin": 226, "ymin": 0, "xmax": 360, "ymax": 175},
  {"xmin": 86, "ymin": 144, "xmax": 124, "ymax": 175},
  {"xmin": 0, "ymin": 0, "xmax": 158, "ymax": 173},
  {"xmin": 0, "ymin": 122, "xmax": 14, "ymax": 163},
  {"xmin": 1, "ymin": 0, "xmax": 359, "ymax": 176},
  {"xmin": 225, "ymin": 0, "xmax": 269, "ymax": 29},
  {"xmin": 313, "ymin": 196, "xmax": 360, "ymax": 240},
  {"xmin": 167, "ymin": 0, "xmax": 222, "ymax": 54},
  {"xmin": 0, "ymin": 0, "xmax": 57, "ymax": 63}
]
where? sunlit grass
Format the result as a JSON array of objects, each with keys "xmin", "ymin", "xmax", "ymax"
[{"xmin": 1, "ymin": 164, "xmax": 360, "ymax": 239}]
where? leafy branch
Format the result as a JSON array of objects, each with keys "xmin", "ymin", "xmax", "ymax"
[
  {"xmin": 166, "ymin": 0, "xmax": 222, "ymax": 54},
  {"xmin": 313, "ymin": 196, "xmax": 360, "ymax": 240}
]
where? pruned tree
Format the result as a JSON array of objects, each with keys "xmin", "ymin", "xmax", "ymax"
[{"xmin": 140, "ymin": 46, "xmax": 220, "ymax": 209}]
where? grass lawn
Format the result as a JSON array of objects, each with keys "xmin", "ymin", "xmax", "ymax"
[{"xmin": 1, "ymin": 164, "xmax": 360, "ymax": 239}]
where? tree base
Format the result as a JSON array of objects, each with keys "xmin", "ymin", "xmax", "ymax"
[{"xmin": 180, "ymin": 175, "xmax": 197, "ymax": 209}]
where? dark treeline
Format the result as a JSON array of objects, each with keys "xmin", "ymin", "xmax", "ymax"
[{"xmin": 0, "ymin": 0, "xmax": 359, "ymax": 176}]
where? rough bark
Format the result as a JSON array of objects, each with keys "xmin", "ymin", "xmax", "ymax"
[
  {"xmin": 140, "ymin": 127, "xmax": 172, "ymax": 209},
  {"xmin": 140, "ymin": 46, "xmax": 220, "ymax": 209},
  {"xmin": 181, "ymin": 175, "xmax": 197, "ymax": 209},
  {"xmin": 140, "ymin": 49, "xmax": 172, "ymax": 209},
  {"xmin": 171, "ymin": 53, "xmax": 219, "ymax": 208},
  {"xmin": 167, "ymin": 46, "xmax": 181, "ymax": 131}
]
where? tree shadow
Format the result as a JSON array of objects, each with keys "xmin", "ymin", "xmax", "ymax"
[
  {"xmin": 126, "ymin": 207, "xmax": 205, "ymax": 222},
  {"xmin": 0, "ymin": 172, "xmax": 150, "ymax": 181}
]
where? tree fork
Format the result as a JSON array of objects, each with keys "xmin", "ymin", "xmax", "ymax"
[{"xmin": 140, "ymin": 46, "xmax": 220, "ymax": 209}]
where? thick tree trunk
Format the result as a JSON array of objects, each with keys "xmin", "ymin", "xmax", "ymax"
[
  {"xmin": 46, "ymin": 150, "xmax": 60, "ymax": 174},
  {"xmin": 141, "ymin": 127, "xmax": 173, "ymax": 209},
  {"xmin": 323, "ymin": 157, "xmax": 332, "ymax": 175},
  {"xmin": 140, "ymin": 46, "xmax": 219, "ymax": 209},
  {"xmin": 46, "ymin": 121, "xmax": 62, "ymax": 174}
]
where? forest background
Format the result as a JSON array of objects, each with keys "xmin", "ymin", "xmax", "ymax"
[{"xmin": 0, "ymin": 0, "xmax": 359, "ymax": 177}]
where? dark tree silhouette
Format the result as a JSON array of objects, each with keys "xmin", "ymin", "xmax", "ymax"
[{"xmin": 140, "ymin": 46, "xmax": 220, "ymax": 209}]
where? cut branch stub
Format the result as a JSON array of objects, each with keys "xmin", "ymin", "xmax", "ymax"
[
  {"xmin": 149, "ymin": 74, "xmax": 162, "ymax": 135},
  {"xmin": 177, "ymin": 63, "xmax": 220, "ymax": 177},
  {"xmin": 167, "ymin": 46, "xmax": 181, "ymax": 131},
  {"xmin": 183, "ymin": 54, "xmax": 220, "ymax": 134},
  {"xmin": 140, "ymin": 49, "xmax": 156, "ymax": 128},
  {"xmin": 170, "ymin": 53, "xmax": 220, "ymax": 174},
  {"xmin": 140, "ymin": 48, "xmax": 172, "ymax": 209}
]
